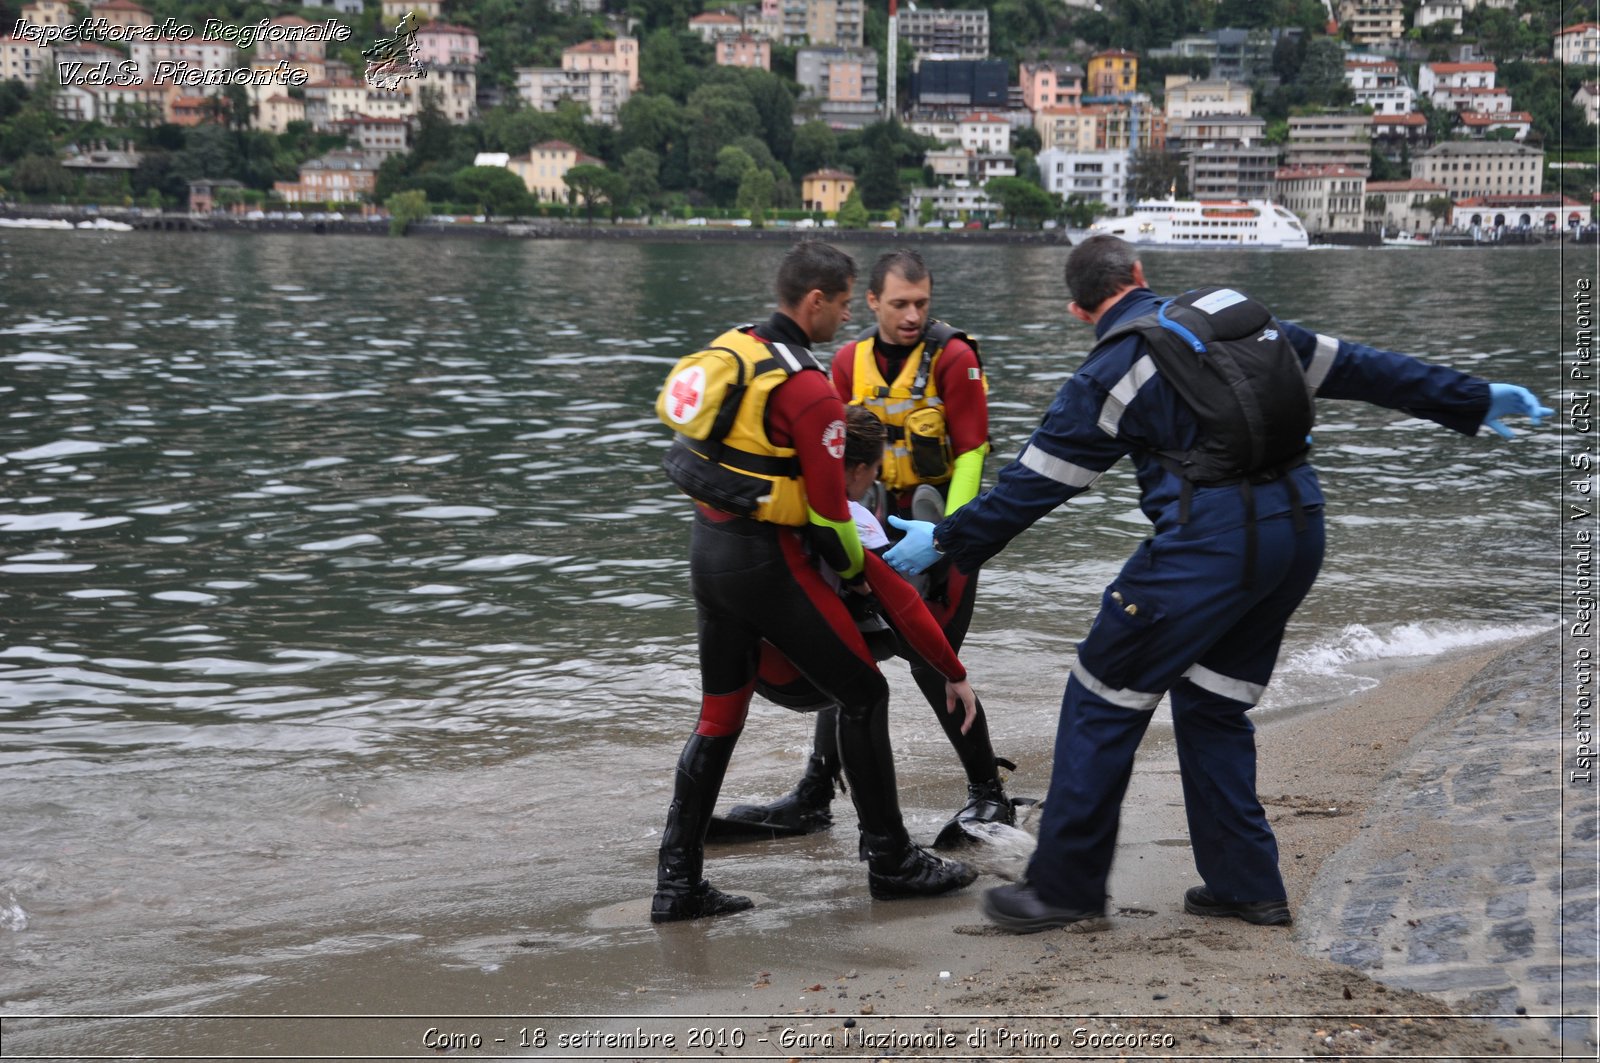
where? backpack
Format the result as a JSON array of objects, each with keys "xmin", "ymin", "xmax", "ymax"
[{"xmin": 1096, "ymin": 285, "xmax": 1314, "ymax": 486}]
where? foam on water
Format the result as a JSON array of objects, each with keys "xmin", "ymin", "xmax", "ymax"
[{"xmin": 1286, "ymin": 619, "xmax": 1553, "ymax": 676}]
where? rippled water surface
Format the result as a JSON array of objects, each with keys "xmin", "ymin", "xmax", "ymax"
[{"xmin": 0, "ymin": 230, "xmax": 1574, "ymax": 1037}]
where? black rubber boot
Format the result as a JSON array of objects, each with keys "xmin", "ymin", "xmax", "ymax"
[
  {"xmin": 838, "ymin": 699, "xmax": 976, "ymax": 900},
  {"xmin": 933, "ymin": 758, "xmax": 1019, "ymax": 850},
  {"xmin": 652, "ymin": 733, "xmax": 755, "ymax": 924},
  {"xmin": 719, "ymin": 707, "xmax": 839, "ymax": 835}
]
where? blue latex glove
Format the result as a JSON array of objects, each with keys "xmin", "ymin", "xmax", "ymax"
[
  {"xmin": 885, "ymin": 516, "xmax": 941, "ymax": 575},
  {"xmin": 1483, "ymin": 383, "xmax": 1553, "ymax": 440}
]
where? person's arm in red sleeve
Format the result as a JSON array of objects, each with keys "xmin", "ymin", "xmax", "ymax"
[
  {"xmin": 829, "ymin": 341, "xmax": 855, "ymax": 403},
  {"xmin": 934, "ymin": 337, "xmax": 990, "ymax": 514},
  {"xmin": 769, "ymin": 370, "xmax": 865, "ymax": 582},
  {"xmin": 862, "ymin": 551, "xmax": 977, "ymax": 732}
]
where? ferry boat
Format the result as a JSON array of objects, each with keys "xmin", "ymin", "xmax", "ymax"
[{"xmin": 1070, "ymin": 197, "xmax": 1310, "ymax": 249}]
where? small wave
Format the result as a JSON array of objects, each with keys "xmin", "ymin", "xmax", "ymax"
[
  {"xmin": 1, "ymin": 894, "xmax": 29, "ymax": 931},
  {"xmin": 1286, "ymin": 620, "xmax": 1551, "ymax": 676}
]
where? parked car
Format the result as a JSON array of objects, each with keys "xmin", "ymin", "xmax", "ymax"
[
  {"xmin": 686, "ymin": 217, "xmax": 708, "ymax": 226},
  {"xmin": 989, "ymin": 221, "xmax": 1009, "ymax": 229},
  {"xmin": 875, "ymin": 220, "xmax": 897, "ymax": 229},
  {"xmin": 794, "ymin": 217, "xmax": 817, "ymax": 229}
]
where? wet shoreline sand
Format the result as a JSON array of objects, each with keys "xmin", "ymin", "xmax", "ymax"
[{"xmin": 628, "ymin": 633, "xmax": 1591, "ymax": 1060}]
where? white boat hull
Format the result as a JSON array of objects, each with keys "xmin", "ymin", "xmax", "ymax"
[{"xmin": 1077, "ymin": 198, "xmax": 1310, "ymax": 249}]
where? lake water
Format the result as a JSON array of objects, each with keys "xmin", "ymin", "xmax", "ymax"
[{"xmin": 0, "ymin": 230, "xmax": 1573, "ymax": 1052}]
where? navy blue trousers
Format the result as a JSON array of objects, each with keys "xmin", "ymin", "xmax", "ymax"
[{"xmin": 1026, "ymin": 501, "xmax": 1327, "ymax": 911}]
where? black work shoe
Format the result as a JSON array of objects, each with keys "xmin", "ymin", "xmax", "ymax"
[
  {"xmin": 720, "ymin": 790, "xmax": 832, "ymax": 835},
  {"xmin": 980, "ymin": 882, "xmax": 1105, "ymax": 933},
  {"xmin": 867, "ymin": 845, "xmax": 977, "ymax": 900},
  {"xmin": 933, "ymin": 778, "xmax": 1017, "ymax": 849},
  {"xmin": 1183, "ymin": 885, "xmax": 1291, "ymax": 926},
  {"xmin": 650, "ymin": 880, "xmax": 754, "ymax": 924}
]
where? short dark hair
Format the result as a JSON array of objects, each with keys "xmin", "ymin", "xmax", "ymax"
[
  {"xmin": 844, "ymin": 405, "xmax": 886, "ymax": 469},
  {"xmin": 868, "ymin": 248, "xmax": 930, "ymax": 297},
  {"xmin": 775, "ymin": 241, "xmax": 856, "ymax": 309},
  {"xmin": 1063, "ymin": 235, "xmax": 1141, "ymax": 314}
]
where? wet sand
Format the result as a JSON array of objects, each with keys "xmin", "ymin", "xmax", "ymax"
[{"xmin": 619, "ymin": 635, "xmax": 1587, "ymax": 1060}]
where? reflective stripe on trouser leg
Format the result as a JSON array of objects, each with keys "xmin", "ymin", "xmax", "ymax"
[
  {"xmin": 1023, "ymin": 671, "xmax": 1156, "ymax": 911},
  {"xmin": 1169, "ymin": 676, "xmax": 1285, "ymax": 903}
]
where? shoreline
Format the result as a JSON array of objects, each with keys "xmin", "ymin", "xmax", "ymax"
[
  {"xmin": 1, "ymin": 205, "xmax": 1570, "ymax": 247},
  {"xmin": 629, "ymin": 634, "xmax": 1586, "ymax": 1060},
  {"xmin": 2, "ymin": 637, "xmax": 1589, "ymax": 1059}
]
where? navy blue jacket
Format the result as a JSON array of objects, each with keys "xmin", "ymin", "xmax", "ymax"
[{"xmin": 935, "ymin": 287, "xmax": 1491, "ymax": 572}]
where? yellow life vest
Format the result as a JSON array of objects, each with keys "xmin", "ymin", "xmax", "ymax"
[
  {"xmin": 657, "ymin": 327, "xmax": 819, "ymax": 526},
  {"xmin": 847, "ymin": 321, "xmax": 983, "ymax": 492}
]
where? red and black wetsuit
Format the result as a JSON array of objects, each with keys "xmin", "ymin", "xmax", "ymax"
[
  {"xmin": 830, "ymin": 333, "xmax": 1000, "ymax": 786},
  {"xmin": 658, "ymin": 312, "xmax": 941, "ymax": 913}
]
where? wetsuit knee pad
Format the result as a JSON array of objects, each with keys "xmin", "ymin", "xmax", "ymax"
[
  {"xmin": 695, "ymin": 680, "xmax": 754, "ymax": 737},
  {"xmin": 834, "ymin": 686, "xmax": 889, "ymax": 723}
]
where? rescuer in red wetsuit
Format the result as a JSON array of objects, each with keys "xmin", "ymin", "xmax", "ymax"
[
  {"xmin": 651, "ymin": 242, "xmax": 978, "ymax": 923},
  {"xmin": 719, "ymin": 249, "xmax": 1019, "ymax": 848}
]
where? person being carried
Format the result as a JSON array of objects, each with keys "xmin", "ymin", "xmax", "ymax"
[
  {"xmin": 744, "ymin": 406, "xmax": 978, "ymax": 735},
  {"xmin": 720, "ymin": 249, "xmax": 1019, "ymax": 848},
  {"xmin": 651, "ymin": 241, "xmax": 978, "ymax": 924},
  {"xmin": 887, "ymin": 235, "xmax": 1552, "ymax": 933}
]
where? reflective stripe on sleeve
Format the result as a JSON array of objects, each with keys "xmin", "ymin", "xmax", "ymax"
[
  {"xmin": 1182, "ymin": 662, "xmax": 1266, "ymax": 706},
  {"xmin": 1070, "ymin": 659, "xmax": 1163, "ymax": 712},
  {"xmin": 1306, "ymin": 333, "xmax": 1339, "ymax": 393},
  {"xmin": 1019, "ymin": 443, "xmax": 1103, "ymax": 489},
  {"xmin": 1096, "ymin": 353, "xmax": 1158, "ymax": 438}
]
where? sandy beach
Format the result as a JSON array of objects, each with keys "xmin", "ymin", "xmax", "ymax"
[{"xmin": 616, "ymin": 634, "xmax": 1592, "ymax": 1061}]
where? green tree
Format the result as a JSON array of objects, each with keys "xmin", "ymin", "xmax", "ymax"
[
  {"xmin": 1127, "ymin": 148, "xmax": 1188, "ymax": 201},
  {"xmin": 836, "ymin": 186, "xmax": 869, "ymax": 228},
  {"xmin": 713, "ymin": 144, "xmax": 756, "ymax": 207},
  {"xmin": 597, "ymin": 169, "xmax": 630, "ymax": 221},
  {"xmin": 563, "ymin": 161, "xmax": 610, "ymax": 222},
  {"xmin": 0, "ymin": 104, "xmax": 57, "ymax": 163},
  {"xmin": 621, "ymin": 147, "xmax": 661, "ymax": 209},
  {"xmin": 985, "ymin": 175, "xmax": 1056, "ymax": 226},
  {"xmin": 1012, "ymin": 125, "xmax": 1042, "ymax": 155},
  {"xmin": 790, "ymin": 120, "xmax": 838, "ymax": 179},
  {"xmin": 853, "ymin": 121, "xmax": 907, "ymax": 211},
  {"xmin": 1298, "ymin": 37, "xmax": 1353, "ymax": 107},
  {"xmin": 1423, "ymin": 196, "xmax": 1452, "ymax": 224},
  {"xmin": 13, "ymin": 153, "xmax": 71, "ymax": 197},
  {"xmin": 1475, "ymin": 8, "xmax": 1538, "ymax": 62},
  {"xmin": 411, "ymin": 87, "xmax": 455, "ymax": 169},
  {"xmin": 1013, "ymin": 147, "xmax": 1041, "ymax": 187},
  {"xmin": 917, "ymin": 196, "xmax": 937, "ymax": 226},
  {"xmin": 684, "ymin": 83, "xmax": 761, "ymax": 188},
  {"xmin": 386, "ymin": 188, "xmax": 429, "ymax": 236},
  {"xmin": 618, "ymin": 93, "xmax": 685, "ymax": 158},
  {"xmin": 1061, "ymin": 193, "xmax": 1109, "ymax": 229},
  {"xmin": 639, "ymin": 27, "xmax": 704, "ymax": 100},
  {"xmin": 453, "ymin": 165, "xmax": 529, "ymax": 220},
  {"xmin": 736, "ymin": 165, "xmax": 774, "ymax": 227}
]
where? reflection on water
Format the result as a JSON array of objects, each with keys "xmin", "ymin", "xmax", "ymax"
[{"xmin": 0, "ymin": 231, "xmax": 1568, "ymax": 1024}]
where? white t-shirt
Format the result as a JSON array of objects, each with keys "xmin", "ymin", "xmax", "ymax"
[{"xmin": 850, "ymin": 499, "xmax": 889, "ymax": 550}]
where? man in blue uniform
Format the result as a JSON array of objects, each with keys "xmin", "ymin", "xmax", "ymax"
[{"xmin": 885, "ymin": 235, "xmax": 1552, "ymax": 932}]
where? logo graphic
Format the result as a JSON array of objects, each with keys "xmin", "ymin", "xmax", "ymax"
[
  {"xmin": 822, "ymin": 418, "xmax": 846, "ymax": 459},
  {"xmin": 1258, "ymin": 329, "xmax": 1280, "ymax": 341},
  {"xmin": 666, "ymin": 366, "xmax": 705, "ymax": 423},
  {"xmin": 362, "ymin": 10, "xmax": 427, "ymax": 90}
]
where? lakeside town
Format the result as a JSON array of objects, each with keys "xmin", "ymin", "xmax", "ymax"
[{"xmin": 0, "ymin": 0, "xmax": 1595, "ymax": 241}]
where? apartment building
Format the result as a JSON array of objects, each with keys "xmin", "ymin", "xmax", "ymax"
[{"xmin": 1411, "ymin": 140, "xmax": 1543, "ymax": 199}]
